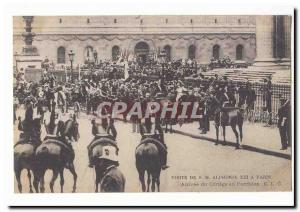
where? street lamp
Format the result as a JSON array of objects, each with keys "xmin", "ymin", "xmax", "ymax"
[
  {"xmin": 158, "ymin": 49, "xmax": 167, "ymax": 72},
  {"xmin": 93, "ymin": 50, "xmax": 98, "ymax": 65},
  {"xmin": 68, "ymin": 50, "xmax": 75, "ymax": 83},
  {"xmin": 14, "ymin": 51, "xmax": 18, "ymax": 73}
]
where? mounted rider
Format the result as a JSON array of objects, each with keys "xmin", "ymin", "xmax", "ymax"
[
  {"xmin": 44, "ymin": 101, "xmax": 65, "ymax": 140},
  {"xmin": 87, "ymin": 113, "xmax": 118, "ymax": 168},
  {"xmin": 43, "ymin": 101, "xmax": 76, "ymax": 167},
  {"xmin": 138, "ymin": 92, "xmax": 169, "ymax": 170},
  {"xmin": 17, "ymin": 96, "xmax": 41, "ymax": 146}
]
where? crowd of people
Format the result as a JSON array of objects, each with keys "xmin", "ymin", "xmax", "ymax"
[{"xmin": 14, "ymin": 55, "xmax": 290, "ymax": 150}]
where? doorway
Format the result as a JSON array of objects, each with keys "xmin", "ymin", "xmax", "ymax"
[{"xmin": 134, "ymin": 42, "xmax": 150, "ymax": 64}]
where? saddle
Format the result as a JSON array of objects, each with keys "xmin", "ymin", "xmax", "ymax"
[
  {"xmin": 90, "ymin": 134, "xmax": 119, "ymax": 151},
  {"xmin": 43, "ymin": 135, "xmax": 74, "ymax": 154},
  {"xmin": 137, "ymin": 134, "xmax": 167, "ymax": 153},
  {"xmin": 14, "ymin": 133, "xmax": 41, "ymax": 148}
]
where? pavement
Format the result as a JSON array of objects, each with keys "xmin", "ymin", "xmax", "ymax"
[
  {"xmin": 169, "ymin": 121, "xmax": 292, "ymax": 160},
  {"xmin": 14, "ymin": 108, "xmax": 292, "ymax": 193}
]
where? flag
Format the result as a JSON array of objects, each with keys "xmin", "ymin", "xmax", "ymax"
[{"xmin": 124, "ymin": 60, "xmax": 129, "ymax": 80}]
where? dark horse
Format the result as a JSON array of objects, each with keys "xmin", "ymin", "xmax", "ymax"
[
  {"xmin": 209, "ymin": 95, "xmax": 244, "ymax": 149},
  {"xmin": 135, "ymin": 135, "xmax": 163, "ymax": 192},
  {"xmin": 33, "ymin": 115, "xmax": 79, "ymax": 193},
  {"xmin": 90, "ymin": 135, "xmax": 125, "ymax": 192},
  {"xmin": 14, "ymin": 103, "xmax": 41, "ymax": 193}
]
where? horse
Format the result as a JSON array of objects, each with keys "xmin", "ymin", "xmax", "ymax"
[
  {"xmin": 33, "ymin": 117, "xmax": 79, "ymax": 193},
  {"xmin": 14, "ymin": 104, "xmax": 41, "ymax": 193},
  {"xmin": 135, "ymin": 136, "xmax": 163, "ymax": 192},
  {"xmin": 89, "ymin": 135, "xmax": 125, "ymax": 192},
  {"xmin": 208, "ymin": 95, "xmax": 243, "ymax": 149}
]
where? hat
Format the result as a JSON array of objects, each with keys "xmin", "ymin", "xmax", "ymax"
[
  {"xmin": 98, "ymin": 145, "xmax": 119, "ymax": 162},
  {"xmin": 155, "ymin": 92, "xmax": 165, "ymax": 100}
]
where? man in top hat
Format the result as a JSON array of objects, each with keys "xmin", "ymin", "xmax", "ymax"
[{"xmin": 277, "ymin": 96, "xmax": 291, "ymax": 150}]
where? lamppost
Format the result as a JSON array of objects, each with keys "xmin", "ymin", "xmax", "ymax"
[
  {"xmin": 68, "ymin": 50, "xmax": 75, "ymax": 83},
  {"xmin": 14, "ymin": 51, "xmax": 18, "ymax": 73},
  {"xmin": 93, "ymin": 50, "xmax": 98, "ymax": 65},
  {"xmin": 158, "ymin": 49, "xmax": 167, "ymax": 76}
]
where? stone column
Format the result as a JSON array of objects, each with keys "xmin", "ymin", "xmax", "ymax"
[
  {"xmin": 280, "ymin": 15, "xmax": 292, "ymax": 65},
  {"xmin": 254, "ymin": 15, "xmax": 277, "ymax": 66},
  {"xmin": 16, "ymin": 16, "xmax": 42, "ymax": 80}
]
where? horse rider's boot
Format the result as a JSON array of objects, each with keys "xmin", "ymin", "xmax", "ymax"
[{"xmin": 161, "ymin": 151, "xmax": 170, "ymax": 170}]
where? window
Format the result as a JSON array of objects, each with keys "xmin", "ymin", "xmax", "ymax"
[
  {"xmin": 165, "ymin": 18, "xmax": 168, "ymax": 24},
  {"xmin": 163, "ymin": 45, "xmax": 171, "ymax": 61},
  {"xmin": 236, "ymin": 45, "xmax": 244, "ymax": 60},
  {"xmin": 190, "ymin": 19, "xmax": 193, "ymax": 24},
  {"xmin": 57, "ymin": 46, "xmax": 66, "ymax": 64},
  {"xmin": 214, "ymin": 19, "xmax": 217, "ymax": 24},
  {"xmin": 188, "ymin": 45, "xmax": 196, "ymax": 59},
  {"xmin": 140, "ymin": 19, "xmax": 143, "ymax": 24},
  {"xmin": 112, "ymin": 46, "xmax": 120, "ymax": 61},
  {"xmin": 114, "ymin": 18, "xmax": 117, "ymax": 23},
  {"xmin": 59, "ymin": 18, "xmax": 62, "ymax": 23},
  {"xmin": 85, "ymin": 46, "xmax": 93, "ymax": 59},
  {"xmin": 238, "ymin": 19, "xmax": 241, "ymax": 24},
  {"xmin": 87, "ymin": 18, "xmax": 90, "ymax": 24},
  {"xmin": 212, "ymin": 45, "xmax": 220, "ymax": 59}
]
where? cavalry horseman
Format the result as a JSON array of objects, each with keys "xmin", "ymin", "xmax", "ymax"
[
  {"xmin": 86, "ymin": 110, "xmax": 125, "ymax": 192},
  {"xmin": 43, "ymin": 101, "xmax": 75, "ymax": 157},
  {"xmin": 138, "ymin": 92, "xmax": 169, "ymax": 170},
  {"xmin": 17, "ymin": 96, "xmax": 40, "ymax": 145},
  {"xmin": 87, "ymin": 112, "xmax": 117, "ymax": 168}
]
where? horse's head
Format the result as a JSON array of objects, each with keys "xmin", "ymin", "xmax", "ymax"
[{"xmin": 64, "ymin": 117, "xmax": 79, "ymax": 142}]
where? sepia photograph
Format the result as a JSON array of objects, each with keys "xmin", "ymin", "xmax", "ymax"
[{"xmin": 2, "ymin": 1, "xmax": 294, "ymax": 206}]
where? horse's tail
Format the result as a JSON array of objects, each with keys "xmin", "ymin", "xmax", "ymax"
[
  {"xmin": 142, "ymin": 145, "xmax": 153, "ymax": 161},
  {"xmin": 136, "ymin": 142, "xmax": 160, "ymax": 168}
]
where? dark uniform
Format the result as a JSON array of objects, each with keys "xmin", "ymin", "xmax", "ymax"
[{"xmin": 277, "ymin": 99, "xmax": 291, "ymax": 150}]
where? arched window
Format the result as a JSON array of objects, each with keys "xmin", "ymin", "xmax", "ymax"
[
  {"xmin": 112, "ymin": 46, "xmax": 120, "ymax": 61},
  {"xmin": 163, "ymin": 45, "xmax": 171, "ymax": 61},
  {"xmin": 236, "ymin": 45, "xmax": 244, "ymax": 60},
  {"xmin": 188, "ymin": 45, "xmax": 196, "ymax": 59},
  {"xmin": 57, "ymin": 46, "xmax": 65, "ymax": 64},
  {"xmin": 85, "ymin": 46, "xmax": 93, "ymax": 59},
  {"xmin": 212, "ymin": 45, "xmax": 220, "ymax": 60}
]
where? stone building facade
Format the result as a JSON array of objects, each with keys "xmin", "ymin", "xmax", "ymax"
[{"xmin": 13, "ymin": 15, "xmax": 291, "ymax": 66}]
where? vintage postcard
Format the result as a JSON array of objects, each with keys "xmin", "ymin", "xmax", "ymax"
[{"xmin": 12, "ymin": 14, "xmax": 293, "ymax": 198}]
